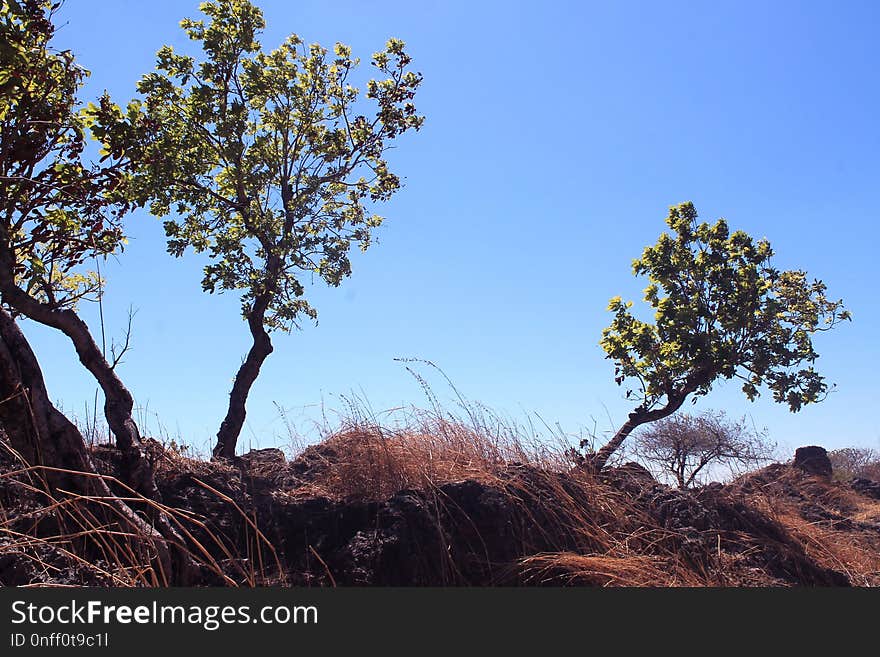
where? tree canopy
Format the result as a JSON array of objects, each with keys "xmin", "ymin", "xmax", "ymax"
[
  {"xmin": 0, "ymin": 0, "xmax": 132, "ymax": 312},
  {"xmin": 588, "ymin": 202, "xmax": 850, "ymax": 470},
  {"xmin": 123, "ymin": 0, "xmax": 423, "ymax": 327}
]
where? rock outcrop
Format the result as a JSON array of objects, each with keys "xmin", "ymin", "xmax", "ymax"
[{"xmin": 793, "ymin": 446, "xmax": 833, "ymax": 479}]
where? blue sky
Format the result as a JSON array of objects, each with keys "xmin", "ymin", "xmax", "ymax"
[{"xmin": 28, "ymin": 0, "xmax": 880, "ymax": 457}]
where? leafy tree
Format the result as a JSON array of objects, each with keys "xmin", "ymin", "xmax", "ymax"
[
  {"xmin": 106, "ymin": 0, "xmax": 424, "ymax": 458},
  {"xmin": 632, "ymin": 410, "xmax": 775, "ymax": 488},
  {"xmin": 0, "ymin": 0, "xmax": 189, "ymax": 580},
  {"xmin": 588, "ymin": 202, "xmax": 850, "ymax": 470},
  {"xmin": 0, "ymin": 0, "xmax": 160, "ymax": 491}
]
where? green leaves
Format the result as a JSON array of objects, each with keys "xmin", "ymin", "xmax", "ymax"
[
  {"xmin": 0, "ymin": 0, "xmax": 132, "ymax": 311},
  {"xmin": 601, "ymin": 202, "xmax": 850, "ymax": 415},
  {"xmin": 104, "ymin": 0, "xmax": 424, "ymax": 332}
]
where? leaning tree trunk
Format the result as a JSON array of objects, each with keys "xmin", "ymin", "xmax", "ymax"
[
  {"xmin": 589, "ymin": 392, "xmax": 690, "ymax": 472},
  {"xmin": 589, "ymin": 368, "xmax": 718, "ymax": 471},
  {"xmin": 0, "ymin": 308, "xmax": 181, "ymax": 582},
  {"xmin": 0, "ymin": 309, "xmax": 94, "ymax": 487},
  {"xmin": 214, "ymin": 295, "xmax": 273, "ymax": 459},
  {"xmin": 0, "ymin": 276, "xmax": 158, "ymax": 498},
  {"xmin": 0, "ymin": 289, "xmax": 196, "ymax": 582}
]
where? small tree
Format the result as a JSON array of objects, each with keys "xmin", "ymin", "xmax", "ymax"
[
  {"xmin": 109, "ymin": 0, "xmax": 424, "ymax": 458},
  {"xmin": 828, "ymin": 447, "xmax": 880, "ymax": 481},
  {"xmin": 632, "ymin": 411, "xmax": 775, "ymax": 488},
  {"xmin": 589, "ymin": 202, "xmax": 850, "ymax": 470}
]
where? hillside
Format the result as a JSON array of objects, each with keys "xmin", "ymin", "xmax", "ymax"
[{"xmin": 2, "ymin": 425, "xmax": 879, "ymax": 587}]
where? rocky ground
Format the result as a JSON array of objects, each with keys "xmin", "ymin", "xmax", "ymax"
[{"xmin": 1, "ymin": 432, "xmax": 879, "ymax": 586}]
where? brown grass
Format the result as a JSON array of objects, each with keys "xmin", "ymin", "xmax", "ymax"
[
  {"xmin": 739, "ymin": 474, "xmax": 880, "ymax": 586},
  {"xmin": 276, "ymin": 409, "xmax": 880, "ymax": 587},
  {"xmin": 774, "ymin": 508, "xmax": 880, "ymax": 586},
  {"xmin": 281, "ymin": 414, "xmax": 723, "ymax": 585},
  {"xmin": 290, "ymin": 418, "xmax": 540, "ymax": 501},
  {"xmin": 519, "ymin": 553, "xmax": 709, "ymax": 587},
  {"xmin": 0, "ymin": 439, "xmax": 282, "ymax": 587},
  {"xmin": 5, "ymin": 397, "xmax": 880, "ymax": 587}
]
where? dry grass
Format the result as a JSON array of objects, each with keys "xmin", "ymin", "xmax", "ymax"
[
  {"xmin": 291, "ymin": 418, "xmax": 541, "ymax": 501},
  {"xmin": 738, "ymin": 470, "xmax": 880, "ymax": 587},
  {"xmin": 282, "ymin": 364, "xmax": 580, "ymax": 501},
  {"xmin": 519, "ymin": 553, "xmax": 709, "ymax": 587},
  {"xmin": 5, "ymin": 390, "xmax": 880, "ymax": 587},
  {"xmin": 276, "ymin": 406, "xmax": 880, "ymax": 587},
  {"xmin": 773, "ymin": 507, "xmax": 880, "ymax": 587},
  {"xmin": 0, "ymin": 439, "xmax": 282, "ymax": 587},
  {"xmin": 281, "ymin": 412, "xmax": 724, "ymax": 585}
]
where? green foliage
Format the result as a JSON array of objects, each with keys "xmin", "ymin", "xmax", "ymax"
[
  {"xmin": 0, "ymin": 0, "xmax": 134, "ymax": 310},
  {"xmin": 601, "ymin": 202, "xmax": 851, "ymax": 415},
  {"xmin": 106, "ymin": 0, "xmax": 424, "ymax": 330}
]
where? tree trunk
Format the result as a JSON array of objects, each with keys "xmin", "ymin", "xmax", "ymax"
[
  {"xmin": 589, "ymin": 369, "xmax": 715, "ymax": 472},
  {"xmin": 677, "ymin": 462, "xmax": 688, "ymax": 489},
  {"xmin": 0, "ymin": 280, "xmax": 161, "ymax": 498},
  {"xmin": 590, "ymin": 394, "xmax": 689, "ymax": 472},
  {"xmin": 0, "ymin": 270, "xmax": 197, "ymax": 582},
  {"xmin": 0, "ymin": 310, "xmax": 92, "ymax": 487},
  {"xmin": 213, "ymin": 297, "xmax": 273, "ymax": 459},
  {"xmin": 0, "ymin": 308, "xmax": 179, "ymax": 582}
]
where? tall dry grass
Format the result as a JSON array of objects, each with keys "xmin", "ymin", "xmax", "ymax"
[
  {"xmin": 0, "ymin": 437, "xmax": 283, "ymax": 587},
  {"xmin": 737, "ymin": 467, "xmax": 880, "ymax": 586},
  {"xmin": 276, "ymin": 396, "xmax": 724, "ymax": 586}
]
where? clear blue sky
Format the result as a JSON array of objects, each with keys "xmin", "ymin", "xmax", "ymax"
[{"xmin": 28, "ymin": 0, "xmax": 880, "ymax": 457}]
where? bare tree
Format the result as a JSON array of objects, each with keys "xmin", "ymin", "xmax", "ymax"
[
  {"xmin": 828, "ymin": 447, "xmax": 880, "ymax": 481},
  {"xmin": 631, "ymin": 411, "xmax": 775, "ymax": 488}
]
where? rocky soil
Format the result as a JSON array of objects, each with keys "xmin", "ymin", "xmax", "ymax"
[{"xmin": 2, "ymin": 437, "xmax": 879, "ymax": 586}]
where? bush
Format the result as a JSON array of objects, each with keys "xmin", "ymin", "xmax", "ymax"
[
  {"xmin": 828, "ymin": 447, "xmax": 880, "ymax": 481},
  {"xmin": 631, "ymin": 410, "xmax": 776, "ymax": 488}
]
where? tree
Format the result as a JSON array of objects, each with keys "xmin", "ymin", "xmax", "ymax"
[
  {"xmin": 0, "ymin": 0, "xmax": 192, "ymax": 581},
  {"xmin": 588, "ymin": 202, "xmax": 850, "ymax": 470},
  {"xmin": 0, "ymin": 0, "xmax": 160, "ymax": 493},
  {"xmin": 108, "ymin": 0, "xmax": 424, "ymax": 458},
  {"xmin": 828, "ymin": 447, "xmax": 880, "ymax": 481},
  {"xmin": 631, "ymin": 410, "xmax": 775, "ymax": 488}
]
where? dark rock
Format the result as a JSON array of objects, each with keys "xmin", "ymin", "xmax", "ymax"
[
  {"xmin": 851, "ymin": 477, "xmax": 880, "ymax": 500},
  {"xmin": 237, "ymin": 447, "xmax": 286, "ymax": 469},
  {"xmin": 0, "ymin": 549, "xmax": 32, "ymax": 586},
  {"xmin": 231, "ymin": 448, "xmax": 293, "ymax": 494},
  {"xmin": 287, "ymin": 443, "xmax": 338, "ymax": 481},
  {"xmin": 793, "ymin": 446, "xmax": 833, "ymax": 479},
  {"xmin": 648, "ymin": 487, "xmax": 720, "ymax": 533},
  {"xmin": 602, "ymin": 461, "xmax": 658, "ymax": 495}
]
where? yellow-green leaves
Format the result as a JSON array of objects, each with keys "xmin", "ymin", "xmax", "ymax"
[
  {"xmin": 103, "ymin": 0, "xmax": 423, "ymax": 333},
  {"xmin": 0, "ymin": 0, "xmax": 132, "ymax": 313},
  {"xmin": 602, "ymin": 202, "xmax": 850, "ymax": 415}
]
